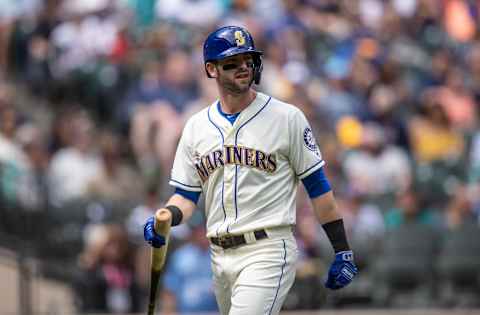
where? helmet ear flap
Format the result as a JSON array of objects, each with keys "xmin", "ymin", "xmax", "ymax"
[{"xmin": 253, "ymin": 54, "xmax": 263, "ymax": 85}]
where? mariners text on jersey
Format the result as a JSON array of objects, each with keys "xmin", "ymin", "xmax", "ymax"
[{"xmin": 195, "ymin": 145, "xmax": 277, "ymax": 182}]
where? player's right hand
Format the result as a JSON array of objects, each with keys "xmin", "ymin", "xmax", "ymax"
[{"xmin": 143, "ymin": 216, "xmax": 166, "ymax": 248}]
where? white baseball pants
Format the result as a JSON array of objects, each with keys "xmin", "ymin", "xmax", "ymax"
[{"xmin": 210, "ymin": 230, "xmax": 298, "ymax": 315}]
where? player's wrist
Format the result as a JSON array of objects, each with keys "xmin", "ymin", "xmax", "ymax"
[
  {"xmin": 165, "ymin": 205, "xmax": 183, "ymax": 226},
  {"xmin": 322, "ymin": 219, "xmax": 350, "ymax": 253},
  {"xmin": 335, "ymin": 250, "xmax": 354, "ymax": 262}
]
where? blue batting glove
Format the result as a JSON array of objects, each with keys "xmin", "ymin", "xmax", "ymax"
[
  {"xmin": 143, "ymin": 216, "xmax": 166, "ymax": 248},
  {"xmin": 324, "ymin": 250, "xmax": 358, "ymax": 290}
]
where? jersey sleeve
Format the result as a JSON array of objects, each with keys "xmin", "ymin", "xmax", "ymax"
[
  {"xmin": 289, "ymin": 109, "xmax": 325, "ymax": 179},
  {"xmin": 301, "ymin": 167, "xmax": 331, "ymax": 198},
  {"xmin": 169, "ymin": 121, "xmax": 203, "ymax": 192}
]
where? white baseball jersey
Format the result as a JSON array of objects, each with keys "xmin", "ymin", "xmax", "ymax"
[{"xmin": 169, "ymin": 92, "xmax": 324, "ymax": 238}]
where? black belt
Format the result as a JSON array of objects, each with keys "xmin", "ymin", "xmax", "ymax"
[{"xmin": 210, "ymin": 229, "xmax": 268, "ymax": 249}]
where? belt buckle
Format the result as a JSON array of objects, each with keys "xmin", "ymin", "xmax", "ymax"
[{"xmin": 218, "ymin": 235, "xmax": 233, "ymax": 248}]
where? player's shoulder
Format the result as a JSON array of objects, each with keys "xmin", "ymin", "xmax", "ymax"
[
  {"xmin": 261, "ymin": 92, "xmax": 305, "ymax": 117},
  {"xmin": 183, "ymin": 101, "xmax": 216, "ymax": 130}
]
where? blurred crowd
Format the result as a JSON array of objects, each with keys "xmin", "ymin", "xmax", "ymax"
[{"xmin": 1, "ymin": 0, "xmax": 480, "ymax": 313}]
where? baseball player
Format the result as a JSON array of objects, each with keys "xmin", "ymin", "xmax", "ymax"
[{"xmin": 144, "ymin": 26, "xmax": 358, "ymax": 314}]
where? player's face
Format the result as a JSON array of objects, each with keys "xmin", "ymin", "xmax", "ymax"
[{"xmin": 216, "ymin": 53, "xmax": 254, "ymax": 94}]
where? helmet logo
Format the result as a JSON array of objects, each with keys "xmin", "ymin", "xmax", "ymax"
[{"xmin": 234, "ymin": 31, "xmax": 246, "ymax": 46}]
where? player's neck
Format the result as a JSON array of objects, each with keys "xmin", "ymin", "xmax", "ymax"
[{"xmin": 218, "ymin": 89, "xmax": 257, "ymax": 114}]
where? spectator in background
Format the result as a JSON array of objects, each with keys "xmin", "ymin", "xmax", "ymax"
[
  {"xmin": 0, "ymin": 103, "xmax": 31, "ymax": 207},
  {"xmin": 119, "ymin": 60, "xmax": 164, "ymax": 128},
  {"xmin": 129, "ymin": 98, "xmax": 182, "ymax": 179},
  {"xmin": 384, "ymin": 187, "xmax": 440, "ymax": 229},
  {"xmin": 50, "ymin": 3, "xmax": 118, "ymax": 77},
  {"xmin": 48, "ymin": 106, "xmax": 81, "ymax": 153},
  {"xmin": 284, "ymin": 86, "xmax": 325, "ymax": 135},
  {"xmin": 259, "ymin": 37, "xmax": 289, "ymax": 98},
  {"xmin": 155, "ymin": 0, "xmax": 224, "ymax": 27},
  {"xmin": 0, "ymin": 0, "xmax": 41, "ymax": 73},
  {"xmin": 318, "ymin": 73, "xmax": 365, "ymax": 127},
  {"xmin": 342, "ymin": 122, "xmax": 412, "ymax": 201},
  {"xmin": 221, "ymin": 0, "xmax": 260, "ymax": 30},
  {"xmin": 435, "ymin": 67, "xmax": 478, "ymax": 131},
  {"xmin": 0, "ymin": 2, "xmax": 12, "ymax": 73},
  {"xmin": 156, "ymin": 50, "xmax": 199, "ymax": 114},
  {"xmin": 48, "ymin": 109, "xmax": 101, "ymax": 205},
  {"xmin": 366, "ymin": 84, "xmax": 411, "ymax": 152},
  {"xmin": 87, "ymin": 130, "xmax": 141, "ymax": 202},
  {"xmin": 76, "ymin": 224, "xmax": 141, "ymax": 313},
  {"xmin": 427, "ymin": 49, "xmax": 452, "ymax": 87},
  {"xmin": 25, "ymin": 35, "xmax": 52, "ymax": 97},
  {"xmin": 468, "ymin": 124, "xmax": 480, "ymax": 218},
  {"xmin": 466, "ymin": 43, "xmax": 480, "ymax": 103},
  {"xmin": 408, "ymin": 89, "xmax": 466, "ymax": 207},
  {"xmin": 125, "ymin": 185, "xmax": 162, "ymax": 244},
  {"xmin": 349, "ymin": 57, "xmax": 379, "ymax": 107},
  {"xmin": 444, "ymin": 185, "xmax": 478, "ymax": 230},
  {"xmin": 443, "ymin": 0, "xmax": 477, "ymax": 43},
  {"xmin": 129, "ymin": 51, "xmax": 199, "ymax": 178},
  {"xmin": 181, "ymin": 75, "xmax": 218, "ymax": 122},
  {"xmin": 14, "ymin": 123, "xmax": 50, "ymax": 210},
  {"xmin": 408, "ymin": 87, "xmax": 465, "ymax": 165}
]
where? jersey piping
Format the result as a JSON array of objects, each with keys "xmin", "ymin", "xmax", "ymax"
[
  {"xmin": 228, "ymin": 96, "xmax": 272, "ymax": 232},
  {"xmin": 268, "ymin": 239, "xmax": 287, "ymax": 315},
  {"xmin": 207, "ymin": 106, "xmax": 227, "ymax": 236}
]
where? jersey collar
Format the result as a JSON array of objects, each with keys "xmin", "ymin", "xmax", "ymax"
[{"xmin": 217, "ymin": 101, "xmax": 240, "ymax": 125}]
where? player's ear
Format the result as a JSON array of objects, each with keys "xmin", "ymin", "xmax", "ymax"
[{"xmin": 205, "ymin": 62, "xmax": 218, "ymax": 78}]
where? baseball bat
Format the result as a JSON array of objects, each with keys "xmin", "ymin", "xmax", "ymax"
[{"xmin": 147, "ymin": 209, "xmax": 172, "ymax": 315}]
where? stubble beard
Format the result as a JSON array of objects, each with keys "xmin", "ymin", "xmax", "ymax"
[{"xmin": 218, "ymin": 74, "xmax": 252, "ymax": 95}]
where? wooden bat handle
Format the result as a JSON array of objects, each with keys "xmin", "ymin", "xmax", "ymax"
[
  {"xmin": 147, "ymin": 208, "xmax": 173, "ymax": 314},
  {"xmin": 151, "ymin": 209, "xmax": 172, "ymax": 272},
  {"xmin": 154, "ymin": 208, "xmax": 172, "ymax": 235}
]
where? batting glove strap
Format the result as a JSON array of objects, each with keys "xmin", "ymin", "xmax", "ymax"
[
  {"xmin": 143, "ymin": 217, "xmax": 166, "ymax": 248},
  {"xmin": 325, "ymin": 250, "xmax": 358, "ymax": 290}
]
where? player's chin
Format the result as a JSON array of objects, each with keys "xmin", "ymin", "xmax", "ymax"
[
  {"xmin": 235, "ymin": 82, "xmax": 251, "ymax": 93},
  {"xmin": 235, "ymin": 77, "xmax": 251, "ymax": 88}
]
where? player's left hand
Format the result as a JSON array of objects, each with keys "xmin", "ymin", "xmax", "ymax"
[{"xmin": 324, "ymin": 250, "xmax": 358, "ymax": 290}]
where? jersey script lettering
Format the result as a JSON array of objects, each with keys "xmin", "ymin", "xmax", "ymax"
[{"xmin": 195, "ymin": 145, "xmax": 277, "ymax": 182}]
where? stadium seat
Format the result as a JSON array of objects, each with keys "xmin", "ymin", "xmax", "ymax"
[
  {"xmin": 371, "ymin": 223, "xmax": 439, "ymax": 307},
  {"xmin": 436, "ymin": 223, "xmax": 480, "ymax": 307}
]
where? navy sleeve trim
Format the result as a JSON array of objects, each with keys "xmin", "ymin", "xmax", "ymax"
[
  {"xmin": 296, "ymin": 160, "xmax": 325, "ymax": 178},
  {"xmin": 301, "ymin": 167, "xmax": 331, "ymax": 199},
  {"xmin": 169, "ymin": 179, "xmax": 202, "ymax": 192},
  {"xmin": 174, "ymin": 187, "xmax": 201, "ymax": 204}
]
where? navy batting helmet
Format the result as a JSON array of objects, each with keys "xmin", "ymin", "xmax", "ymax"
[{"xmin": 203, "ymin": 26, "xmax": 263, "ymax": 84}]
